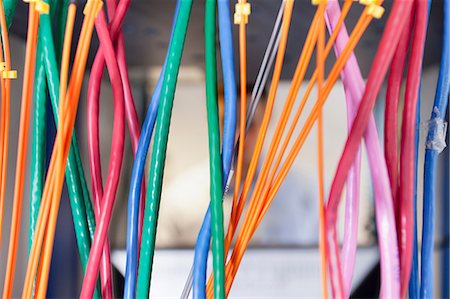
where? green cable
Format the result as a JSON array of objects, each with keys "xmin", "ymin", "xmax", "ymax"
[
  {"xmin": 135, "ymin": 1, "xmax": 193, "ymax": 297},
  {"xmin": 4, "ymin": 0, "xmax": 17, "ymax": 28},
  {"xmin": 33, "ymin": 4, "xmax": 100, "ymax": 298},
  {"xmin": 29, "ymin": 39, "xmax": 48, "ymax": 253},
  {"xmin": 205, "ymin": 1, "xmax": 225, "ymax": 297}
]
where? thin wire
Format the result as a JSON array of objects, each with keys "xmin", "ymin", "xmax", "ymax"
[
  {"xmin": 2, "ymin": 3, "xmax": 40, "ymax": 297},
  {"xmin": 0, "ymin": 0, "xmax": 9, "ymax": 249},
  {"xmin": 316, "ymin": 2, "xmax": 327, "ymax": 297}
]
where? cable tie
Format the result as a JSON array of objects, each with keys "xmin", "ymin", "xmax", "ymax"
[
  {"xmin": 84, "ymin": 0, "xmax": 103, "ymax": 17},
  {"xmin": 423, "ymin": 108, "xmax": 448, "ymax": 153},
  {"xmin": 234, "ymin": 3, "xmax": 251, "ymax": 25},
  {"xmin": 312, "ymin": 0, "xmax": 328, "ymax": 5},
  {"xmin": 366, "ymin": 3, "xmax": 384, "ymax": 19},
  {"xmin": 359, "ymin": 0, "xmax": 376, "ymax": 5},
  {"xmin": 23, "ymin": 0, "xmax": 49, "ymax": 14},
  {"xmin": 3, "ymin": 70, "xmax": 17, "ymax": 79}
]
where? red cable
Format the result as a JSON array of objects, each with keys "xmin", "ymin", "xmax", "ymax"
[
  {"xmin": 384, "ymin": 10, "xmax": 413, "ymax": 212},
  {"xmin": 399, "ymin": 0, "xmax": 427, "ymax": 296},
  {"xmin": 83, "ymin": 8, "xmax": 126, "ymax": 298},
  {"xmin": 325, "ymin": 1, "xmax": 413, "ymax": 297}
]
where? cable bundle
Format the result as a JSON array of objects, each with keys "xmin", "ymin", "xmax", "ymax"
[{"xmin": 0, "ymin": 0, "xmax": 447, "ymax": 298}]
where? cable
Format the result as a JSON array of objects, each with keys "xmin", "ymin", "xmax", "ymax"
[
  {"xmin": 22, "ymin": 1, "xmax": 100, "ymax": 297},
  {"xmin": 316, "ymin": 2, "xmax": 327, "ymax": 297},
  {"xmin": 36, "ymin": 3, "xmax": 99, "ymax": 291},
  {"xmin": 384, "ymin": 12, "xmax": 413, "ymax": 211},
  {"xmin": 421, "ymin": 0, "xmax": 450, "ymax": 296},
  {"xmin": 31, "ymin": 4, "xmax": 77, "ymax": 297},
  {"xmin": 135, "ymin": 2, "xmax": 192, "ymax": 297},
  {"xmin": 398, "ymin": 1, "xmax": 427, "ymax": 296},
  {"xmin": 183, "ymin": 3, "xmax": 285, "ymax": 297},
  {"xmin": 123, "ymin": 2, "xmax": 180, "ymax": 298},
  {"xmin": 214, "ymin": 3, "xmax": 385, "ymax": 297},
  {"xmin": 0, "ymin": 0, "xmax": 11, "ymax": 249},
  {"xmin": 2, "ymin": 3, "xmax": 40, "ymax": 297},
  {"xmin": 207, "ymin": 1, "xmax": 296, "ymax": 296},
  {"xmin": 199, "ymin": 2, "xmax": 225, "ymax": 298},
  {"xmin": 326, "ymin": 1, "xmax": 412, "ymax": 297}
]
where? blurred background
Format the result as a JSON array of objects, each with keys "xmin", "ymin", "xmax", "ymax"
[{"xmin": 0, "ymin": 0, "xmax": 448, "ymax": 297}]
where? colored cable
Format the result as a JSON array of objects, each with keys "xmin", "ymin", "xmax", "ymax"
[
  {"xmin": 135, "ymin": 1, "xmax": 193, "ymax": 297},
  {"xmin": 201, "ymin": 2, "xmax": 225, "ymax": 298},
  {"xmin": 421, "ymin": 0, "xmax": 450, "ymax": 296},
  {"xmin": 0, "ymin": 0, "xmax": 11, "ymax": 249},
  {"xmin": 123, "ymin": 2, "xmax": 180, "ymax": 297},
  {"xmin": 184, "ymin": 3, "xmax": 284, "ymax": 297},
  {"xmin": 22, "ymin": 0, "xmax": 101, "ymax": 297},
  {"xmin": 326, "ymin": 1, "xmax": 412, "ymax": 297},
  {"xmin": 315, "ymin": 1, "xmax": 327, "ymax": 297},
  {"xmin": 2, "ymin": 3, "xmax": 40, "ymax": 297}
]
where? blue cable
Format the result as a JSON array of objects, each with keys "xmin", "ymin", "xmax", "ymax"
[
  {"xmin": 123, "ymin": 2, "xmax": 180, "ymax": 298},
  {"xmin": 192, "ymin": 1, "xmax": 236, "ymax": 298},
  {"xmin": 421, "ymin": 0, "xmax": 450, "ymax": 296}
]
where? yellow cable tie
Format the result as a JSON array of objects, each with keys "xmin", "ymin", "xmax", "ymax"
[
  {"xmin": 3, "ymin": 70, "xmax": 17, "ymax": 79},
  {"xmin": 234, "ymin": 3, "xmax": 251, "ymax": 25},
  {"xmin": 84, "ymin": 0, "xmax": 103, "ymax": 17},
  {"xmin": 366, "ymin": 3, "xmax": 385, "ymax": 19},
  {"xmin": 23, "ymin": 0, "xmax": 49, "ymax": 14},
  {"xmin": 312, "ymin": 0, "xmax": 328, "ymax": 5},
  {"xmin": 35, "ymin": 1, "xmax": 49, "ymax": 14},
  {"xmin": 359, "ymin": 0, "xmax": 376, "ymax": 5}
]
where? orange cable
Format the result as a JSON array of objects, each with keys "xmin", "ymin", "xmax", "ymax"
[
  {"xmin": 2, "ymin": 4, "xmax": 40, "ymax": 298},
  {"xmin": 221, "ymin": 2, "xmax": 373, "ymax": 292},
  {"xmin": 228, "ymin": 0, "xmax": 248, "ymax": 247},
  {"xmin": 0, "ymin": 0, "xmax": 7, "ymax": 248},
  {"xmin": 316, "ymin": 2, "xmax": 327, "ymax": 298},
  {"xmin": 207, "ymin": 1, "xmax": 295, "ymax": 297},
  {"xmin": 33, "ymin": 4, "xmax": 77, "ymax": 298},
  {"xmin": 22, "ymin": 2, "xmax": 100, "ymax": 297}
]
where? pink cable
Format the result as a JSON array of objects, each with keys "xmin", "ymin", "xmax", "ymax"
[
  {"xmin": 325, "ymin": 1, "xmax": 414, "ymax": 298},
  {"xmin": 325, "ymin": 3, "xmax": 362, "ymax": 296},
  {"xmin": 384, "ymin": 11, "xmax": 414, "ymax": 213},
  {"xmin": 399, "ymin": 0, "xmax": 427, "ymax": 296},
  {"xmin": 81, "ymin": 9, "xmax": 125, "ymax": 298}
]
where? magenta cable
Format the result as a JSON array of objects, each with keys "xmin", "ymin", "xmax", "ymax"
[
  {"xmin": 399, "ymin": 0, "xmax": 427, "ymax": 296},
  {"xmin": 384, "ymin": 11, "xmax": 413, "ymax": 212},
  {"xmin": 81, "ymin": 9, "xmax": 126, "ymax": 298},
  {"xmin": 325, "ymin": 1, "xmax": 413, "ymax": 297}
]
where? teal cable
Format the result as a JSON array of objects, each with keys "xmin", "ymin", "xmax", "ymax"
[
  {"xmin": 53, "ymin": 0, "xmax": 97, "ymax": 242},
  {"xmin": 135, "ymin": 1, "xmax": 193, "ymax": 297},
  {"xmin": 29, "ymin": 40, "xmax": 47, "ymax": 253},
  {"xmin": 4, "ymin": 0, "xmax": 17, "ymax": 28},
  {"xmin": 38, "ymin": 7, "xmax": 100, "ymax": 299},
  {"xmin": 205, "ymin": 0, "xmax": 225, "ymax": 298}
]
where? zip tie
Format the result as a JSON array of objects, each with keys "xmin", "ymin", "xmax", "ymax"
[
  {"xmin": 366, "ymin": 3, "xmax": 384, "ymax": 19},
  {"xmin": 234, "ymin": 3, "xmax": 251, "ymax": 25},
  {"xmin": 84, "ymin": 0, "xmax": 103, "ymax": 17},
  {"xmin": 3, "ymin": 70, "xmax": 17, "ymax": 79},
  {"xmin": 312, "ymin": 0, "xmax": 327, "ymax": 5},
  {"xmin": 359, "ymin": 0, "xmax": 374, "ymax": 5},
  {"xmin": 23, "ymin": 0, "xmax": 49, "ymax": 14},
  {"xmin": 423, "ymin": 108, "xmax": 448, "ymax": 153}
]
